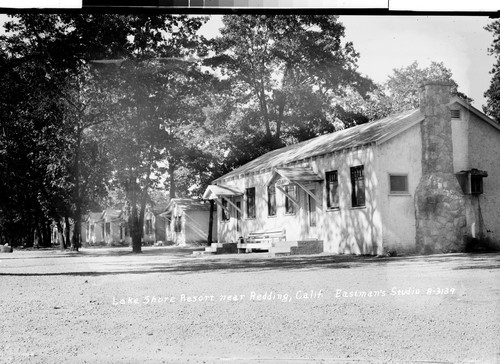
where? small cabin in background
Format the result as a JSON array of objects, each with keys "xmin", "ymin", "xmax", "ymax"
[
  {"xmin": 84, "ymin": 212, "xmax": 105, "ymax": 246},
  {"xmin": 160, "ymin": 198, "xmax": 216, "ymax": 246},
  {"xmin": 50, "ymin": 219, "xmax": 75, "ymax": 247},
  {"xmin": 142, "ymin": 204, "xmax": 168, "ymax": 245},
  {"xmin": 81, "ymin": 203, "xmax": 178, "ymax": 247},
  {"xmin": 102, "ymin": 209, "xmax": 125, "ymax": 246},
  {"xmin": 82, "ymin": 209, "xmax": 127, "ymax": 246}
]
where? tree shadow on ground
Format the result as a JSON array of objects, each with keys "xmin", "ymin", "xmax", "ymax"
[
  {"xmin": 0, "ymin": 252, "xmax": 498, "ymax": 277},
  {"xmin": 0, "ymin": 246, "xmax": 205, "ymax": 260}
]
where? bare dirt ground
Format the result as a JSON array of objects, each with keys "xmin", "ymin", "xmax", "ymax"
[{"xmin": 0, "ymin": 247, "xmax": 499, "ymax": 364}]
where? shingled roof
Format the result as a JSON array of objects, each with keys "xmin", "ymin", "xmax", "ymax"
[{"xmin": 215, "ymin": 108, "xmax": 424, "ymax": 182}]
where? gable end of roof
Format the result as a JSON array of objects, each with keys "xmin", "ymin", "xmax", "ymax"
[{"xmin": 451, "ymin": 97, "xmax": 500, "ymax": 133}]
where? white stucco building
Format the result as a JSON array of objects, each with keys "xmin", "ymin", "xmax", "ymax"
[
  {"xmin": 161, "ymin": 198, "xmax": 217, "ymax": 246},
  {"xmin": 203, "ymin": 82, "xmax": 500, "ymax": 255}
]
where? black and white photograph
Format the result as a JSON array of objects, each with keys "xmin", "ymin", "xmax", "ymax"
[{"xmin": 0, "ymin": 3, "xmax": 499, "ymax": 363}]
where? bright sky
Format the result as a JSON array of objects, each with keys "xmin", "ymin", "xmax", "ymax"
[
  {"xmin": 199, "ymin": 15, "xmax": 496, "ymax": 110},
  {"xmin": 340, "ymin": 16, "xmax": 495, "ymax": 110},
  {"xmin": 1, "ymin": 14, "xmax": 496, "ymax": 109}
]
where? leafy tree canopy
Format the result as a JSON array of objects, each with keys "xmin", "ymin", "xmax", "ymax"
[
  {"xmin": 0, "ymin": 14, "xmax": 210, "ymax": 250},
  {"xmin": 484, "ymin": 20, "xmax": 500, "ymax": 122},
  {"xmin": 363, "ymin": 61, "xmax": 472, "ymax": 120},
  {"xmin": 205, "ymin": 15, "xmax": 375, "ymax": 154}
]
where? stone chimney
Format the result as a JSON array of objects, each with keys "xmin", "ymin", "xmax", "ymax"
[{"xmin": 414, "ymin": 81, "xmax": 467, "ymax": 254}]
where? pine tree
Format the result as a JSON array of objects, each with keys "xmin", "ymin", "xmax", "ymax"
[{"xmin": 484, "ymin": 20, "xmax": 500, "ymax": 123}]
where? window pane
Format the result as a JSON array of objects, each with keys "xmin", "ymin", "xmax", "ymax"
[
  {"xmin": 390, "ymin": 175, "xmax": 408, "ymax": 193},
  {"xmin": 268, "ymin": 185, "xmax": 276, "ymax": 216},
  {"xmin": 174, "ymin": 216, "xmax": 182, "ymax": 232},
  {"xmin": 308, "ymin": 189, "xmax": 316, "ymax": 226},
  {"xmin": 326, "ymin": 171, "xmax": 339, "ymax": 209},
  {"xmin": 246, "ymin": 187, "xmax": 256, "ymax": 218},
  {"xmin": 285, "ymin": 185, "xmax": 296, "ymax": 214},
  {"xmin": 146, "ymin": 219, "xmax": 153, "ymax": 235},
  {"xmin": 221, "ymin": 198, "xmax": 230, "ymax": 221},
  {"xmin": 236, "ymin": 200, "xmax": 242, "ymax": 232},
  {"xmin": 356, "ymin": 179, "xmax": 365, "ymax": 206},
  {"xmin": 471, "ymin": 175, "xmax": 483, "ymax": 194},
  {"xmin": 351, "ymin": 166, "xmax": 365, "ymax": 207}
]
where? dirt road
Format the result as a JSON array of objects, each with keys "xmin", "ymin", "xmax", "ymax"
[{"xmin": 1, "ymin": 247, "xmax": 499, "ymax": 363}]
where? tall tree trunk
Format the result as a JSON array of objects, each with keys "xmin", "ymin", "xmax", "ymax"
[
  {"xmin": 29, "ymin": 214, "xmax": 38, "ymax": 248},
  {"xmin": 276, "ymin": 94, "xmax": 286, "ymax": 141},
  {"xmin": 138, "ymin": 156, "xmax": 154, "ymax": 247},
  {"xmin": 64, "ymin": 215, "xmax": 71, "ymax": 251},
  {"xmin": 72, "ymin": 192, "xmax": 82, "ymax": 251},
  {"xmin": 207, "ymin": 199, "xmax": 214, "ymax": 245},
  {"xmin": 131, "ymin": 214, "xmax": 142, "ymax": 253},
  {"xmin": 168, "ymin": 161, "xmax": 176, "ymax": 199},
  {"xmin": 130, "ymin": 145, "xmax": 155, "ymax": 253},
  {"xmin": 71, "ymin": 125, "xmax": 83, "ymax": 252},
  {"xmin": 138, "ymin": 189, "xmax": 148, "ymax": 248},
  {"xmin": 42, "ymin": 220, "xmax": 51, "ymax": 247},
  {"xmin": 57, "ymin": 220, "xmax": 66, "ymax": 250},
  {"xmin": 72, "ymin": 217, "xmax": 81, "ymax": 251},
  {"xmin": 35, "ymin": 223, "xmax": 43, "ymax": 248},
  {"xmin": 130, "ymin": 179, "xmax": 142, "ymax": 253},
  {"xmin": 256, "ymin": 86, "xmax": 272, "ymax": 138}
]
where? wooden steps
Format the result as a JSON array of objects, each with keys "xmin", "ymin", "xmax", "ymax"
[
  {"xmin": 268, "ymin": 241, "xmax": 298, "ymax": 255},
  {"xmin": 269, "ymin": 240, "xmax": 324, "ymax": 256},
  {"xmin": 192, "ymin": 243, "xmax": 238, "ymax": 255},
  {"xmin": 194, "ymin": 240, "xmax": 324, "ymax": 256}
]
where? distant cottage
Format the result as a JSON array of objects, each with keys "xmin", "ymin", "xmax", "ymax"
[
  {"xmin": 82, "ymin": 209, "xmax": 126, "ymax": 246},
  {"xmin": 143, "ymin": 204, "xmax": 168, "ymax": 245},
  {"xmin": 79, "ymin": 200, "xmax": 214, "ymax": 247},
  {"xmin": 82, "ymin": 205, "xmax": 167, "ymax": 247},
  {"xmin": 160, "ymin": 198, "xmax": 217, "ymax": 246},
  {"xmin": 83, "ymin": 212, "xmax": 104, "ymax": 246},
  {"xmin": 203, "ymin": 82, "xmax": 500, "ymax": 255},
  {"xmin": 102, "ymin": 209, "xmax": 124, "ymax": 245}
]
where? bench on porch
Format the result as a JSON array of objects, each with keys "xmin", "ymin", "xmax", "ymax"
[{"xmin": 237, "ymin": 228, "xmax": 286, "ymax": 253}]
